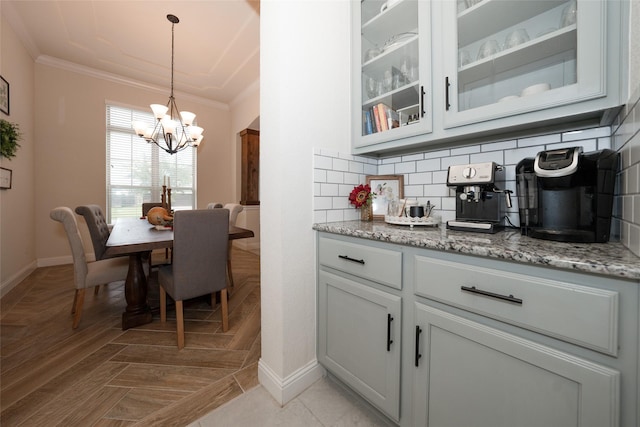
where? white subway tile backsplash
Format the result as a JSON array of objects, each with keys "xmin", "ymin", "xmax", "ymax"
[
  {"xmin": 314, "ymin": 154, "xmax": 333, "ymax": 170},
  {"xmin": 320, "ymin": 183, "xmax": 339, "ymax": 196},
  {"xmin": 396, "ymin": 162, "xmax": 416, "ymax": 174},
  {"xmin": 441, "ymin": 155, "xmax": 470, "ymax": 169},
  {"xmin": 378, "ymin": 163, "xmax": 395, "ymax": 175},
  {"xmin": 504, "ymin": 146, "xmax": 542, "ymax": 165},
  {"xmin": 517, "ymin": 133, "xmax": 560, "ymax": 147},
  {"xmin": 451, "ymin": 145, "xmax": 480, "ymax": 155},
  {"xmin": 416, "ymin": 158, "xmax": 441, "ymax": 172},
  {"xmin": 402, "ymin": 153, "xmax": 424, "ymax": 162},
  {"xmin": 562, "ymin": 126, "xmax": 610, "ymax": 141},
  {"xmin": 470, "ymin": 151, "xmax": 504, "ymax": 165},
  {"xmin": 313, "ymin": 116, "xmax": 639, "ymax": 253},
  {"xmin": 332, "ymin": 158, "xmax": 349, "ymax": 172},
  {"xmin": 409, "ymin": 172, "xmax": 432, "ymax": 185},
  {"xmin": 482, "ymin": 139, "xmax": 517, "ymax": 152},
  {"xmin": 546, "ymin": 139, "xmax": 597, "ymax": 153}
]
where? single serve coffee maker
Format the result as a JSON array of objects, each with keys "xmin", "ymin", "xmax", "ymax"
[
  {"xmin": 516, "ymin": 147, "xmax": 618, "ymax": 243},
  {"xmin": 446, "ymin": 162, "xmax": 512, "ymax": 233}
]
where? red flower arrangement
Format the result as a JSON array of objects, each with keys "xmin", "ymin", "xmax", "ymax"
[{"xmin": 349, "ymin": 184, "xmax": 374, "ymax": 209}]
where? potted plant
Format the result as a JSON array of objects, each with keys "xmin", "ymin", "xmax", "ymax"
[{"xmin": 0, "ymin": 119, "xmax": 21, "ymax": 159}]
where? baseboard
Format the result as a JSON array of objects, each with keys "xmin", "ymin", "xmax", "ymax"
[
  {"xmin": 258, "ymin": 358, "xmax": 325, "ymax": 406},
  {"xmin": 37, "ymin": 255, "xmax": 73, "ymax": 267},
  {"xmin": 1, "ymin": 260, "xmax": 37, "ymax": 298}
]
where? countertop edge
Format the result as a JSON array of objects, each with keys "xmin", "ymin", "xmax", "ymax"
[{"xmin": 314, "ymin": 222, "xmax": 640, "ymax": 281}]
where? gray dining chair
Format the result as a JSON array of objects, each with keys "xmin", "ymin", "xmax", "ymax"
[
  {"xmin": 207, "ymin": 202, "xmax": 244, "ymax": 290},
  {"xmin": 50, "ymin": 207, "xmax": 130, "ymax": 329},
  {"xmin": 75, "ymin": 205, "xmax": 120, "ymax": 261},
  {"xmin": 142, "ymin": 202, "xmax": 164, "ymax": 217},
  {"xmin": 158, "ymin": 209, "xmax": 230, "ymax": 349}
]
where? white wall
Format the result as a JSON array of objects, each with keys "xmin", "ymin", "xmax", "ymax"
[
  {"xmin": 259, "ymin": 0, "xmax": 351, "ymax": 403},
  {"xmin": 0, "ymin": 13, "xmax": 37, "ymax": 295}
]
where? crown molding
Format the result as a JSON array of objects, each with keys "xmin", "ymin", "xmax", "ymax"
[{"xmin": 35, "ymin": 55, "xmax": 230, "ymax": 111}]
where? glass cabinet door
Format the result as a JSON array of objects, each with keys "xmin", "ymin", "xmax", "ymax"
[
  {"xmin": 443, "ymin": 0, "xmax": 606, "ymax": 129},
  {"xmin": 354, "ymin": 0, "xmax": 431, "ymax": 147}
]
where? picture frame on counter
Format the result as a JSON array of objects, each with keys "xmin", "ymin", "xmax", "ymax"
[
  {"xmin": 0, "ymin": 76, "xmax": 9, "ymax": 115},
  {"xmin": 366, "ymin": 174, "xmax": 404, "ymax": 219},
  {"xmin": 0, "ymin": 167, "xmax": 12, "ymax": 189}
]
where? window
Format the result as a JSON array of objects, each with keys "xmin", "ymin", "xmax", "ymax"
[{"xmin": 106, "ymin": 104, "xmax": 196, "ymax": 222}]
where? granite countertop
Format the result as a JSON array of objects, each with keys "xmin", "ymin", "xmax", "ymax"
[{"xmin": 313, "ymin": 221, "xmax": 640, "ymax": 281}]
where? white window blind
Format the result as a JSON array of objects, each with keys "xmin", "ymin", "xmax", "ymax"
[{"xmin": 106, "ymin": 104, "xmax": 196, "ymax": 222}]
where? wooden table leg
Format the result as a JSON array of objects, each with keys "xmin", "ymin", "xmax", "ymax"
[{"xmin": 122, "ymin": 252, "xmax": 153, "ymax": 330}]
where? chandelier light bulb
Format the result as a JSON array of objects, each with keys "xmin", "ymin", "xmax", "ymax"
[
  {"xmin": 150, "ymin": 104, "xmax": 168, "ymax": 120},
  {"xmin": 180, "ymin": 111, "xmax": 196, "ymax": 126},
  {"xmin": 161, "ymin": 116, "xmax": 176, "ymax": 135},
  {"xmin": 189, "ymin": 125, "xmax": 204, "ymax": 141}
]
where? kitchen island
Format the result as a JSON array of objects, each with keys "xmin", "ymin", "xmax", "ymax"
[{"xmin": 314, "ymin": 220, "xmax": 639, "ymax": 427}]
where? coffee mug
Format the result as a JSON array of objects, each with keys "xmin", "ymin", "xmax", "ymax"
[{"xmin": 409, "ymin": 206, "xmax": 425, "ymax": 218}]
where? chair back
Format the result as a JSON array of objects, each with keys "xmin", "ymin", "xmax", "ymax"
[
  {"xmin": 171, "ymin": 209, "xmax": 229, "ymax": 301},
  {"xmin": 50, "ymin": 207, "xmax": 88, "ymax": 289},
  {"xmin": 142, "ymin": 202, "xmax": 164, "ymax": 217},
  {"xmin": 223, "ymin": 203, "xmax": 243, "ymax": 227},
  {"xmin": 207, "ymin": 202, "xmax": 243, "ymax": 227},
  {"xmin": 75, "ymin": 205, "xmax": 111, "ymax": 260}
]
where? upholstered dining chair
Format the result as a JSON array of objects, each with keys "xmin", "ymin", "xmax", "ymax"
[
  {"xmin": 142, "ymin": 202, "xmax": 164, "ymax": 217},
  {"xmin": 158, "ymin": 209, "xmax": 229, "ymax": 349},
  {"xmin": 50, "ymin": 207, "xmax": 131, "ymax": 329},
  {"xmin": 74, "ymin": 205, "xmax": 119, "ymax": 261},
  {"xmin": 207, "ymin": 202, "xmax": 244, "ymax": 290}
]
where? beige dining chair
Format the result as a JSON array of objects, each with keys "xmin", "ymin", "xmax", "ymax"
[
  {"xmin": 141, "ymin": 202, "xmax": 171, "ymax": 267},
  {"xmin": 158, "ymin": 209, "xmax": 229, "ymax": 349},
  {"xmin": 50, "ymin": 207, "xmax": 131, "ymax": 329},
  {"xmin": 207, "ymin": 202, "xmax": 244, "ymax": 290}
]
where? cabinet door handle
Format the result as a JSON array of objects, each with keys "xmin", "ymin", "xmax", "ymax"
[
  {"xmin": 415, "ymin": 325, "xmax": 422, "ymax": 367},
  {"xmin": 338, "ymin": 255, "xmax": 365, "ymax": 264},
  {"xmin": 461, "ymin": 285, "xmax": 523, "ymax": 305},
  {"xmin": 387, "ymin": 313, "xmax": 394, "ymax": 351},
  {"xmin": 445, "ymin": 77, "xmax": 451, "ymax": 111},
  {"xmin": 420, "ymin": 86, "xmax": 426, "ymax": 118}
]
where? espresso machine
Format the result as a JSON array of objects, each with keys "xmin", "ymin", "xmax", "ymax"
[
  {"xmin": 516, "ymin": 147, "xmax": 618, "ymax": 242},
  {"xmin": 446, "ymin": 162, "xmax": 512, "ymax": 233}
]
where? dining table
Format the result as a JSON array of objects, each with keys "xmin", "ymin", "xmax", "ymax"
[{"xmin": 106, "ymin": 217, "xmax": 254, "ymax": 330}]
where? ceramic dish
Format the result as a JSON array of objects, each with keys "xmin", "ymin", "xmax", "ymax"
[{"xmin": 521, "ymin": 83, "xmax": 550, "ymax": 96}]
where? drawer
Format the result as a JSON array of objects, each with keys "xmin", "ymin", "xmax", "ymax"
[
  {"xmin": 319, "ymin": 236, "xmax": 402, "ymax": 289},
  {"xmin": 414, "ymin": 255, "xmax": 619, "ymax": 355}
]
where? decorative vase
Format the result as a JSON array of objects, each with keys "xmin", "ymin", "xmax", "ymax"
[{"xmin": 360, "ymin": 204, "xmax": 373, "ymax": 221}]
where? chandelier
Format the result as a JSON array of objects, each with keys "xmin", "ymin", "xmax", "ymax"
[{"xmin": 134, "ymin": 14, "xmax": 203, "ymax": 155}]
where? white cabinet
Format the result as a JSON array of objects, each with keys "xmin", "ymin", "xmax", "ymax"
[
  {"xmin": 317, "ymin": 236, "xmax": 402, "ymax": 421},
  {"xmin": 353, "ymin": 0, "xmax": 432, "ymax": 148},
  {"xmin": 412, "ymin": 303, "xmax": 620, "ymax": 427},
  {"xmin": 351, "ymin": 0, "xmax": 626, "ymax": 155},
  {"xmin": 442, "ymin": 0, "xmax": 608, "ymax": 128},
  {"xmin": 315, "ymin": 232, "xmax": 638, "ymax": 426}
]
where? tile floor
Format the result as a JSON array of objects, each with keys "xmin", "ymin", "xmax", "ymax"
[{"xmin": 190, "ymin": 375, "xmax": 395, "ymax": 427}]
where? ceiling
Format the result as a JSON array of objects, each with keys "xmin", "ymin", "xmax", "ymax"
[{"xmin": 2, "ymin": 0, "xmax": 260, "ymax": 105}]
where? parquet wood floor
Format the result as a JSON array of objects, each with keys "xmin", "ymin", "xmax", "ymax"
[{"xmin": 1, "ymin": 248, "xmax": 261, "ymax": 426}]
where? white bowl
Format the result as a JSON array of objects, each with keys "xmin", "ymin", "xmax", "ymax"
[
  {"xmin": 521, "ymin": 83, "xmax": 550, "ymax": 97},
  {"xmin": 498, "ymin": 95, "xmax": 519, "ymax": 102}
]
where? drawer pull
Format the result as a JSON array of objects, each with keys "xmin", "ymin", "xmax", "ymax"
[
  {"xmin": 461, "ymin": 285, "xmax": 523, "ymax": 305},
  {"xmin": 387, "ymin": 314, "xmax": 394, "ymax": 351},
  {"xmin": 415, "ymin": 325, "xmax": 422, "ymax": 367},
  {"xmin": 338, "ymin": 254, "xmax": 365, "ymax": 265}
]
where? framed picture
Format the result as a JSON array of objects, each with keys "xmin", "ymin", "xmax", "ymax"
[
  {"xmin": 0, "ymin": 167, "xmax": 12, "ymax": 189},
  {"xmin": 366, "ymin": 174, "xmax": 404, "ymax": 219},
  {"xmin": 0, "ymin": 76, "xmax": 8, "ymax": 115}
]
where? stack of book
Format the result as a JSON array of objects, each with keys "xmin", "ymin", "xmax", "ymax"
[{"xmin": 363, "ymin": 103, "xmax": 400, "ymax": 135}]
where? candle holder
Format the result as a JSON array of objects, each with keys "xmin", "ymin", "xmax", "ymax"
[
  {"xmin": 167, "ymin": 188, "xmax": 172, "ymax": 212},
  {"xmin": 161, "ymin": 185, "xmax": 167, "ymax": 210}
]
